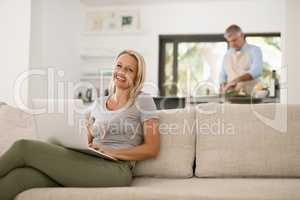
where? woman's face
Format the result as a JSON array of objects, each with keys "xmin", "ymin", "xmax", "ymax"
[{"xmin": 113, "ymin": 53, "xmax": 138, "ymax": 90}]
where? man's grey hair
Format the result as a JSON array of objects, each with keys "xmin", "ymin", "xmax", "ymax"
[{"xmin": 224, "ymin": 24, "xmax": 243, "ymax": 38}]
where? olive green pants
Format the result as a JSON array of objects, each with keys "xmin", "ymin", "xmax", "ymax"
[{"xmin": 0, "ymin": 139, "xmax": 132, "ymax": 200}]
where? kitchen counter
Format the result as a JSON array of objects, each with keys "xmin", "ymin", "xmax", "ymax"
[
  {"xmin": 153, "ymin": 96, "xmax": 280, "ymax": 110},
  {"xmin": 82, "ymin": 96, "xmax": 280, "ymax": 110}
]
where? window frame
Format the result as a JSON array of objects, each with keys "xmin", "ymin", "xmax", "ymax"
[{"xmin": 158, "ymin": 33, "xmax": 281, "ymax": 96}]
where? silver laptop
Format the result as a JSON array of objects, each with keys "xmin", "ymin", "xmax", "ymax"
[{"xmin": 32, "ymin": 99, "xmax": 118, "ymax": 161}]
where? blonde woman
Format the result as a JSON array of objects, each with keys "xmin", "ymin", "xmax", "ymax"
[{"xmin": 0, "ymin": 50, "xmax": 160, "ymax": 200}]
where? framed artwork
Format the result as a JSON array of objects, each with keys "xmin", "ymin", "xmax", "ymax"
[
  {"xmin": 85, "ymin": 11, "xmax": 119, "ymax": 32},
  {"xmin": 118, "ymin": 10, "xmax": 140, "ymax": 31},
  {"xmin": 85, "ymin": 9, "xmax": 140, "ymax": 33}
]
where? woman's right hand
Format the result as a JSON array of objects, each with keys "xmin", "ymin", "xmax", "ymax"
[
  {"xmin": 86, "ymin": 125, "xmax": 94, "ymax": 144},
  {"xmin": 88, "ymin": 143, "xmax": 102, "ymax": 151}
]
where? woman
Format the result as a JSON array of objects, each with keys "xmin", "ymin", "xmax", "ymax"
[{"xmin": 0, "ymin": 50, "xmax": 160, "ymax": 200}]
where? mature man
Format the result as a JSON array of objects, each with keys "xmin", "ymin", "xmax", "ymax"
[{"xmin": 219, "ymin": 24, "xmax": 263, "ymax": 95}]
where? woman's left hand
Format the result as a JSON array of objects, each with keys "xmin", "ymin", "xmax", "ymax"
[
  {"xmin": 100, "ymin": 147, "xmax": 118, "ymax": 157},
  {"xmin": 89, "ymin": 144, "xmax": 118, "ymax": 158}
]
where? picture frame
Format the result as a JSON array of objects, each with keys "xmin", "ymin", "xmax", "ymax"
[
  {"xmin": 85, "ymin": 10, "xmax": 119, "ymax": 33},
  {"xmin": 85, "ymin": 9, "xmax": 140, "ymax": 33},
  {"xmin": 117, "ymin": 10, "xmax": 140, "ymax": 31}
]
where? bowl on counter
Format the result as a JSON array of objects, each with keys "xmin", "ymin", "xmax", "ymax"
[{"xmin": 254, "ymin": 90, "xmax": 269, "ymax": 99}]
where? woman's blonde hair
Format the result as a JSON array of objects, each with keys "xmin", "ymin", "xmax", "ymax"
[{"xmin": 107, "ymin": 49, "xmax": 146, "ymax": 107}]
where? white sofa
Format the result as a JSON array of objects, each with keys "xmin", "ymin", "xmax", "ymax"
[{"xmin": 1, "ymin": 103, "xmax": 300, "ymax": 200}]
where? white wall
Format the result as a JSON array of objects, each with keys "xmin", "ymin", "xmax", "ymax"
[
  {"xmin": 29, "ymin": 0, "xmax": 81, "ymax": 106},
  {"xmin": 0, "ymin": 0, "xmax": 31, "ymax": 106},
  {"xmin": 284, "ymin": 0, "xmax": 300, "ymax": 104},
  {"xmin": 1, "ymin": 0, "xmax": 296, "ymax": 106},
  {"xmin": 80, "ymin": 0, "xmax": 284, "ymax": 95}
]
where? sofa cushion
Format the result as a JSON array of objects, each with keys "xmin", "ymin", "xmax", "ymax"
[
  {"xmin": 16, "ymin": 177, "xmax": 300, "ymax": 200},
  {"xmin": 0, "ymin": 105, "xmax": 36, "ymax": 156},
  {"xmin": 0, "ymin": 105, "xmax": 195, "ymax": 178},
  {"xmin": 195, "ymin": 103, "xmax": 300, "ymax": 177},
  {"xmin": 133, "ymin": 108, "xmax": 196, "ymax": 178}
]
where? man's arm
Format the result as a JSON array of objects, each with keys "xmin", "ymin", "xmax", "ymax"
[
  {"xmin": 234, "ymin": 46, "xmax": 263, "ymax": 83},
  {"xmin": 220, "ymin": 83, "xmax": 227, "ymax": 93},
  {"xmin": 248, "ymin": 46, "xmax": 263, "ymax": 80},
  {"xmin": 223, "ymin": 73, "xmax": 252, "ymax": 92},
  {"xmin": 232, "ymin": 73, "xmax": 253, "ymax": 84},
  {"xmin": 223, "ymin": 46, "xmax": 263, "ymax": 91},
  {"xmin": 219, "ymin": 57, "xmax": 228, "ymax": 93}
]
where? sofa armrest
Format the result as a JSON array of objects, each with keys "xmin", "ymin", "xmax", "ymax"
[{"xmin": 0, "ymin": 105, "xmax": 36, "ymax": 155}]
